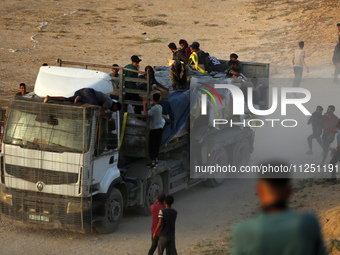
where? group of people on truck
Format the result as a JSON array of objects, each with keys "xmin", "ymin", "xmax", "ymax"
[
  {"xmin": 166, "ymin": 39, "xmax": 268, "ymax": 107},
  {"xmin": 168, "ymin": 39, "xmax": 238, "ymax": 75}
]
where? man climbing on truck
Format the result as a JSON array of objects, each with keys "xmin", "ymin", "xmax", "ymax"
[
  {"xmin": 44, "ymin": 87, "xmax": 121, "ymax": 118},
  {"xmin": 143, "ymin": 93, "xmax": 164, "ymax": 169}
]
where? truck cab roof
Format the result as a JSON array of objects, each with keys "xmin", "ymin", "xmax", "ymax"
[{"xmin": 34, "ymin": 66, "xmax": 113, "ymax": 98}]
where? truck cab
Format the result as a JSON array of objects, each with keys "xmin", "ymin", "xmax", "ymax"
[{"xmin": 0, "ymin": 96, "xmax": 125, "ymax": 232}]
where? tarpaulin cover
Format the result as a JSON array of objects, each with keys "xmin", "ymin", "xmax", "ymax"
[{"xmin": 160, "ymin": 90, "xmax": 190, "ymax": 147}]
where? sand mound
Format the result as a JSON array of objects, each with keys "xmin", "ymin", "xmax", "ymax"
[{"xmin": 321, "ymin": 206, "xmax": 340, "ymax": 254}]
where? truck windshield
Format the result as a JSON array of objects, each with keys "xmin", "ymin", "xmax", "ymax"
[{"xmin": 3, "ymin": 102, "xmax": 93, "ymax": 153}]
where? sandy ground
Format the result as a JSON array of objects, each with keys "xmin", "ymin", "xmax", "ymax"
[
  {"xmin": 1, "ymin": 0, "xmax": 340, "ymax": 254},
  {"xmin": 0, "ymin": 179, "xmax": 258, "ymax": 255}
]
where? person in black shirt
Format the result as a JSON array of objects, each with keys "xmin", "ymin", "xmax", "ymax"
[
  {"xmin": 189, "ymin": 42, "xmax": 208, "ymax": 66},
  {"xmin": 229, "ymin": 53, "xmax": 241, "ymax": 72},
  {"xmin": 153, "ymin": 195, "xmax": 178, "ymax": 255},
  {"xmin": 168, "ymin": 42, "xmax": 188, "ymax": 65},
  {"xmin": 306, "ymin": 106, "xmax": 323, "ymax": 155}
]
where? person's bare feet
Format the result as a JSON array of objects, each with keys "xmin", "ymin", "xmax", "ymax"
[
  {"xmin": 44, "ymin": 95, "xmax": 50, "ymax": 103},
  {"xmin": 74, "ymin": 96, "xmax": 80, "ymax": 104}
]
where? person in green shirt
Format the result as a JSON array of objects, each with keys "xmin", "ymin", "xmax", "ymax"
[
  {"xmin": 232, "ymin": 162, "xmax": 327, "ymax": 255},
  {"xmin": 124, "ymin": 55, "xmax": 141, "ymax": 90},
  {"xmin": 123, "ymin": 55, "xmax": 142, "ymax": 113}
]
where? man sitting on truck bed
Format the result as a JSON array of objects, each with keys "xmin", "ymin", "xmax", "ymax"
[{"xmin": 44, "ymin": 88, "xmax": 121, "ymax": 118}]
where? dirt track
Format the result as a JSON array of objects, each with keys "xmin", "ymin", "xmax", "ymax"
[{"xmin": 0, "ymin": 179, "xmax": 257, "ymax": 254}]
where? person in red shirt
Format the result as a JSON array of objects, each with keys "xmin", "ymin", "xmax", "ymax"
[
  {"xmin": 148, "ymin": 192, "xmax": 166, "ymax": 255},
  {"xmin": 179, "ymin": 39, "xmax": 191, "ymax": 59}
]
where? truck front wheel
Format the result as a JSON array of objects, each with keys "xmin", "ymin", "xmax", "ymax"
[
  {"xmin": 231, "ymin": 139, "xmax": 250, "ymax": 169},
  {"xmin": 137, "ymin": 175, "xmax": 163, "ymax": 216},
  {"xmin": 205, "ymin": 148, "xmax": 228, "ymax": 187},
  {"xmin": 95, "ymin": 187, "xmax": 123, "ymax": 234}
]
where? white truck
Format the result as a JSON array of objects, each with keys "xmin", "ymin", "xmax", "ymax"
[{"xmin": 0, "ymin": 60, "xmax": 269, "ymax": 233}]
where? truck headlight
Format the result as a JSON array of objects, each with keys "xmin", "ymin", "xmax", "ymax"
[
  {"xmin": 67, "ymin": 201, "xmax": 90, "ymax": 214},
  {"xmin": 0, "ymin": 190, "xmax": 13, "ymax": 206}
]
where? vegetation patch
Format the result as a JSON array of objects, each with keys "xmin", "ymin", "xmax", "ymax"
[
  {"xmin": 119, "ymin": 36, "xmax": 162, "ymax": 44},
  {"xmin": 205, "ymin": 23, "xmax": 218, "ymax": 27},
  {"xmin": 140, "ymin": 19, "xmax": 166, "ymax": 27}
]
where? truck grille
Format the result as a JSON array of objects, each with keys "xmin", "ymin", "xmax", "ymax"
[{"xmin": 5, "ymin": 164, "xmax": 79, "ymax": 185}]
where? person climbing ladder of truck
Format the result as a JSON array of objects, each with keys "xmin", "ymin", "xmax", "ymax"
[
  {"xmin": 44, "ymin": 87, "xmax": 121, "ymax": 118},
  {"xmin": 143, "ymin": 93, "xmax": 164, "ymax": 169}
]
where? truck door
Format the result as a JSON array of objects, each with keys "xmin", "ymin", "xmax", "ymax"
[{"xmin": 92, "ymin": 111, "xmax": 119, "ymax": 187}]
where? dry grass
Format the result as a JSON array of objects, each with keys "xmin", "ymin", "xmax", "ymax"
[
  {"xmin": 119, "ymin": 36, "xmax": 162, "ymax": 44},
  {"xmin": 140, "ymin": 19, "xmax": 167, "ymax": 27}
]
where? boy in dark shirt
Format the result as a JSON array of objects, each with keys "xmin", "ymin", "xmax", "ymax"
[
  {"xmin": 306, "ymin": 105, "xmax": 323, "ymax": 155},
  {"xmin": 229, "ymin": 53, "xmax": 241, "ymax": 72},
  {"xmin": 153, "ymin": 195, "xmax": 178, "ymax": 255},
  {"xmin": 15, "ymin": 83, "xmax": 29, "ymax": 96},
  {"xmin": 225, "ymin": 60, "xmax": 240, "ymax": 77}
]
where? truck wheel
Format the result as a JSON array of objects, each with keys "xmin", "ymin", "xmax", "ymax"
[
  {"xmin": 231, "ymin": 139, "xmax": 250, "ymax": 169},
  {"xmin": 137, "ymin": 175, "xmax": 163, "ymax": 216},
  {"xmin": 205, "ymin": 148, "xmax": 228, "ymax": 187},
  {"xmin": 95, "ymin": 188, "xmax": 123, "ymax": 234}
]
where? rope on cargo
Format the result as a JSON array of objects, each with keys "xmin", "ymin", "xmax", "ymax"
[
  {"xmin": 119, "ymin": 112, "xmax": 129, "ymax": 148},
  {"xmin": 188, "ymin": 52, "xmax": 208, "ymax": 74}
]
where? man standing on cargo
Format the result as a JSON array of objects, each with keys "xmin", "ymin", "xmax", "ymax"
[
  {"xmin": 148, "ymin": 192, "xmax": 166, "ymax": 255},
  {"xmin": 124, "ymin": 55, "xmax": 142, "ymax": 113},
  {"xmin": 124, "ymin": 55, "xmax": 141, "ymax": 90},
  {"xmin": 170, "ymin": 60, "xmax": 191, "ymax": 91},
  {"xmin": 123, "ymin": 55, "xmax": 142, "ymax": 91},
  {"xmin": 143, "ymin": 93, "xmax": 164, "ymax": 169},
  {"xmin": 153, "ymin": 195, "xmax": 178, "ymax": 255},
  {"xmin": 168, "ymin": 42, "xmax": 188, "ymax": 65}
]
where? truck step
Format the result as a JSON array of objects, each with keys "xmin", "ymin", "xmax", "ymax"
[
  {"xmin": 92, "ymin": 216, "xmax": 104, "ymax": 223},
  {"xmin": 91, "ymin": 200, "xmax": 103, "ymax": 210},
  {"xmin": 166, "ymin": 159, "xmax": 182, "ymax": 176},
  {"xmin": 187, "ymin": 179, "xmax": 205, "ymax": 188},
  {"xmin": 169, "ymin": 183, "xmax": 187, "ymax": 194},
  {"xmin": 169, "ymin": 172, "xmax": 188, "ymax": 183},
  {"xmin": 91, "ymin": 189, "xmax": 100, "ymax": 196}
]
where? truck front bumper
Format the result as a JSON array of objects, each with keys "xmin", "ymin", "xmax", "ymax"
[{"xmin": 0, "ymin": 188, "xmax": 92, "ymax": 232}]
